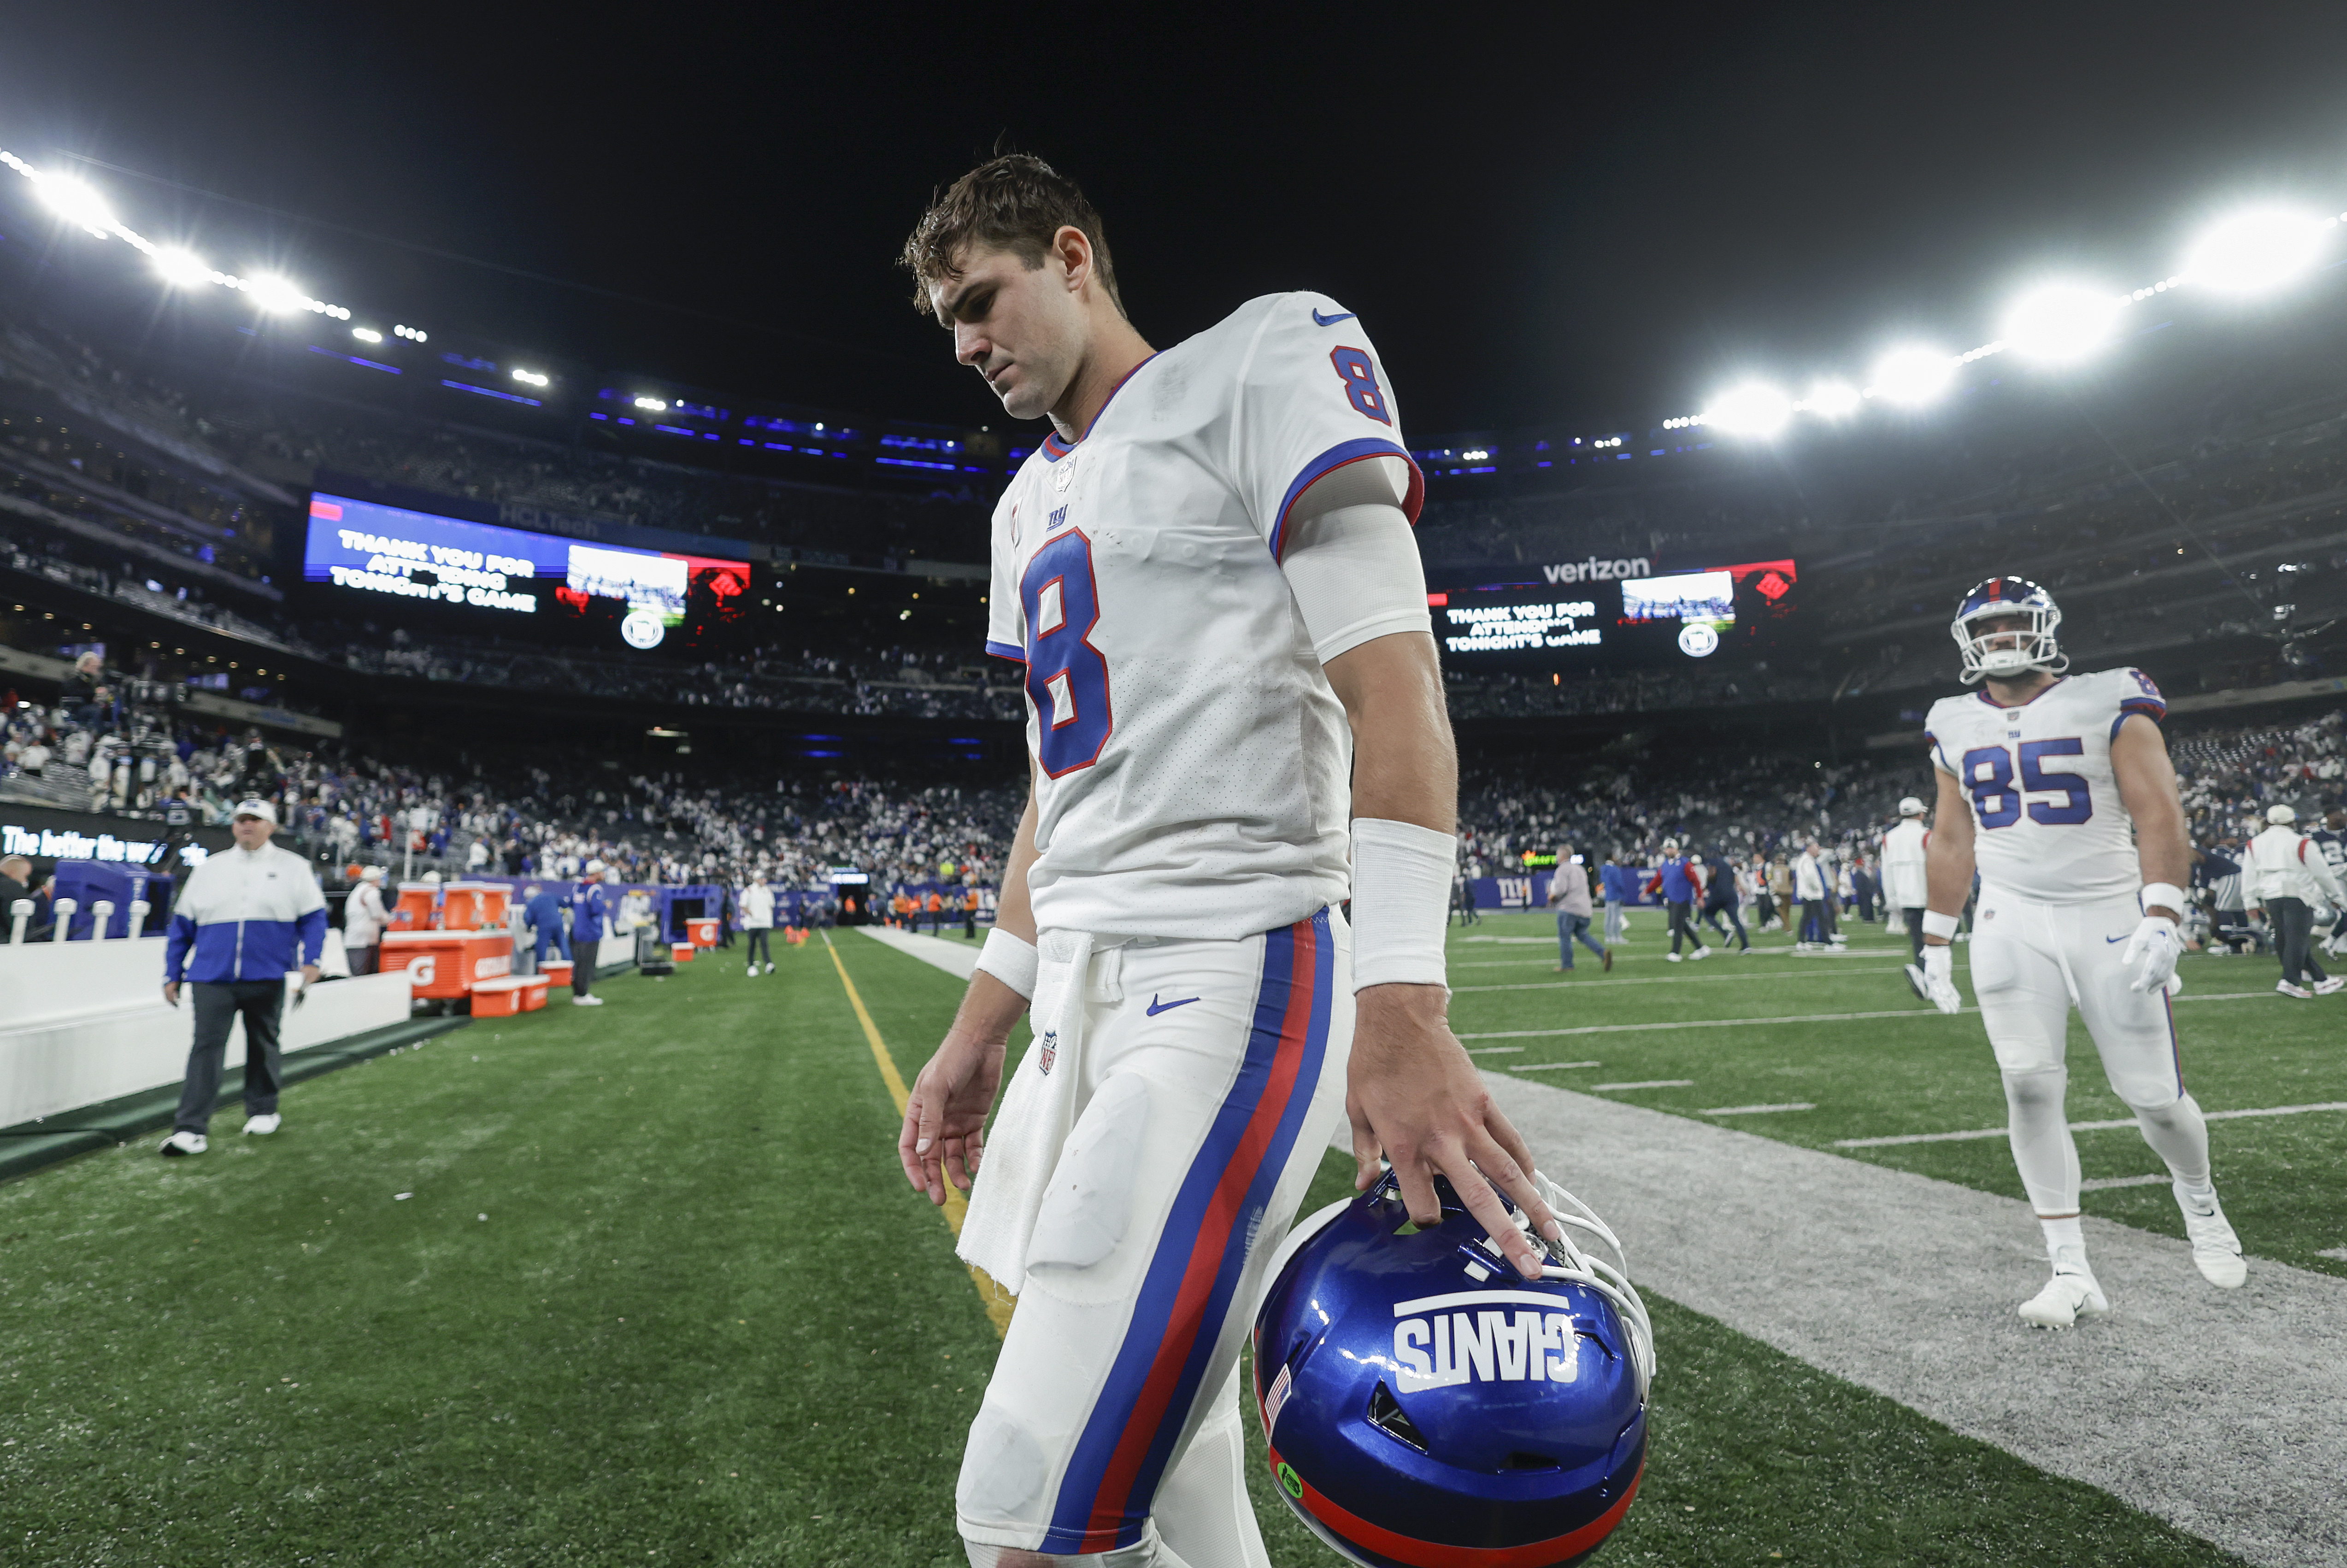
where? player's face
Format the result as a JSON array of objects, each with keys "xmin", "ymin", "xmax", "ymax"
[
  {"xmin": 1970, "ymin": 611, "xmax": 2032, "ymax": 654},
  {"xmin": 931, "ymin": 243, "xmax": 1084, "ymax": 421}
]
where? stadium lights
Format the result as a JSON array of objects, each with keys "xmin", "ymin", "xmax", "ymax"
[
  {"xmin": 1867, "ymin": 345, "xmax": 1959, "ymax": 405},
  {"xmin": 393, "ymin": 324, "xmax": 429, "ymax": 342},
  {"xmin": 151, "ymin": 247, "xmax": 214, "ymax": 288},
  {"xmin": 2182, "ymin": 206, "xmax": 2329, "ymax": 294},
  {"xmin": 245, "ymin": 274, "xmax": 308, "ymax": 314},
  {"xmin": 33, "ymin": 173, "xmax": 118, "ymax": 237},
  {"xmin": 1800, "ymin": 379, "xmax": 1861, "ymax": 417},
  {"xmin": 511, "ymin": 368, "xmax": 550, "ymax": 388},
  {"xmin": 352, "ymin": 327, "xmax": 383, "ymax": 343},
  {"xmin": 2000, "ymin": 282, "xmax": 2126, "ymax": 364},
  {"xmin": 1701, "ymin": 382, "xmax": 1793, "ymax": 438},
  {"xmin": 633, "ymin": 396, "xmax": 668, "ymax": 412}
]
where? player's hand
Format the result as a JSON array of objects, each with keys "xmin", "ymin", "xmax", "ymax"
[
  {"xmin": 162, "ymin": 981, "xmax": 179, "ymax": 1008},
  {"xmin": 899, "ymin": 1029, "xmax": 1006, "ymax": 1207},
  {"xmin": 2119, "ymin": 914, "xmax": 2181, "ymax": 994},
  {"xmin": 1346, "ymin": 983, "xmax": 1559, "ymax": 1281},
  {"xmin": 1921, "ymin": 945, "xmax": 1963, "ymax": 1014}
]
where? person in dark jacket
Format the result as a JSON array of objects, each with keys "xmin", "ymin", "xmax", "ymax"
[{"xmin": 1697, "ymin": 852, "xmax": 1751, "ymax": 951}]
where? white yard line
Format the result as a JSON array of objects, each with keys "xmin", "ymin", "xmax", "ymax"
[
  {"xmin": 2080, "ymin": 1174, "xmax": 2171, "ymax": 1191},
  {"xmin": 1590, "ymin": 1079, "xmax": 1695, "ymax": 1091},
  {"xmin": 1487, "ymin": 1075, "xmax": 2347, "ymax": 1568},
  {"xmin": 1453, "ymin": 968, "xmax": 1910, "ymax": 992},
  {"xmin": 1701, "ymin": 1102, "xmax": 1816, "ymax": 1116},
  {"xmin": 1834, "ymin": 1101, "xmax": 2347, "ymax": 1149},
  {"xmin": 1462, "ymin": 992, "xmax": 2272, "ymax": 1041},
  {"xmin": 1512, "ymin": 1060, "xmax": 1602, "ymax": 1072}
]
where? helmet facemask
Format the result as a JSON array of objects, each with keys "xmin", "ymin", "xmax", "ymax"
[{"xmin": 1951, "ymin": 584, "xmax": 2067, "ymax": 685}]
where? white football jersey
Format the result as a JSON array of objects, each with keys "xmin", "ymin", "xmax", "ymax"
[
  {"xmin": 985, "ymin": 293, "xmax": 1424, "ymax": 940},
  {"xmin": 1924, "ymin": 668, "xmax": 2167, "ymax": 904}
]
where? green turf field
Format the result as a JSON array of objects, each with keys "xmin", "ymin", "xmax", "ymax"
[{"xmin": 2, "ymin": 912, "xmax": 2310, "ymax": 1565}]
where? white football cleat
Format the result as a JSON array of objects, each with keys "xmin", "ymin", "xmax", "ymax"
[
  {"xmin": 242, "ymin": 1113, "xmax": 281, "ymax": 1135},
  {"xmin": 2018, "ymin": 1268, "xmax": 2109, "ymax": 1329},
  {"xmin": 159, "ymin": 1130, "xmax": 207, "ymax": 1157},
  {"xmin": 1665, "ymin": 952, "xmax": 1683, "ymax": 963},
  {"xmin": 2276, "ymin": 980, "xmax": 2314, "ymax": 999},
  {"xmin": 2174, "ymin": 1182, "xmax": 2247, "ymax": 1287},
  {"xmin": 572, "ymin": 994, "xmax": 606, "ymax": 1007},
  {"xmin": 765, "ymin": 962, "xmax": 775, "ymax": 974},
  {"xmin": 2314, "ymin": 977, "xmax": 2345, "ymax": 996},
  {"xmin": 1690, "ymin": 946, "xmax": 1712, "ymax": 961}
]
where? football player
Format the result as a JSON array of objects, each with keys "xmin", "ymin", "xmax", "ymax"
[
  {"xmin": 894, "ymin": 155, "xmax": 1563, "ymax": 1567},
  {"xmin": 1919, "ymin": 578, "xmax": 2243, "ymax": 1330}
]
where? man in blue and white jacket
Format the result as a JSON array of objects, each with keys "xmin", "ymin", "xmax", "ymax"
[{"xmin": 159, "ymin": 799, "xmax": 327, "ymax": 1155}]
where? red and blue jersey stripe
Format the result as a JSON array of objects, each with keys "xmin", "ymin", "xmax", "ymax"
[{"xmin": 1038, "ymin": 908, "xmax": 1337, "ymax": 1553}]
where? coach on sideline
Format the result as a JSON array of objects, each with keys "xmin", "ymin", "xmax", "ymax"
[{"xmin": 159, "ymin": 799, "xmax": 327, "ymax": 1157}]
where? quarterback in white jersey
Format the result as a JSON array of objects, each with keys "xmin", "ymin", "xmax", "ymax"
[
  {"xmin": 1920, "ymin": 576, "xmax": 2245, "ymax": 1330},
  {"xmin": 892, "ymin": 156, "xmax": 1564, "ymax": 1568}
]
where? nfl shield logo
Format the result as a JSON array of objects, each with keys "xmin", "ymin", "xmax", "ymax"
[{"xmin": 1037, "ymin": 1030, "xmax": 1057, "ymax": 1075}]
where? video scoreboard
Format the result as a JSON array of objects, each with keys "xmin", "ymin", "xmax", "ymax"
[
  {"xmin": 302, "ymin": 493, "xmax": 751, "ymax": 653},
  {"xmin": 1432, "ymin": 555, "xmax": 1797, "ymax": 667}
]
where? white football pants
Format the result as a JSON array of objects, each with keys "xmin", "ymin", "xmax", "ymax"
[
  {"xmin": 1971, "ymin": 886, "xmax": 2211, "ymax": 1218},
  {"xmin": 958, "ymin": 910, "xmax": 1352, "ymax": 1564}
]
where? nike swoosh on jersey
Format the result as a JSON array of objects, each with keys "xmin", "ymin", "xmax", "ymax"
[
  {"xmin": 1146, "ymin": 993, "xmax": 1201, "ymax": 1015},
  {"xmin": 2105, "ymin": 934, "xmax": 2130, "ymax": 943},
  {"xmin": 1311, "ymin": 308, "xmax": 1356, "ymax": 327}
]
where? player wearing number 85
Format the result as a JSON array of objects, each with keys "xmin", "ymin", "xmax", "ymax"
[
  {"xmin": 897, "ymin": 155, "xmax": 1587, "ymax": 1568},
  {"xmin": 1919, "ymin": 577, "xmax": 2245, "ymax": 1331}
]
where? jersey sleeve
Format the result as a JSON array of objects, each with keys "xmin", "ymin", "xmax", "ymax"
[
  {"xmin": 1227, "ymin": 294, "xmax": 1425, "ymax": 560},
  {"xmin": 2113, "ymin": 668, "xmax": 2166, "ymax": 738},
  {"xmin": 1923, "ymin": 699, "xmax": 1962, "ymax": 775},
  {"xmin": 984, "ymin": 491, "xmax": 1026, "ymax": 663}
]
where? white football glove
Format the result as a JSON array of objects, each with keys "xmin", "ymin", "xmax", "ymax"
[
  {"xmin": 1921, "ymin": 945, "xmax": 1964, "ymax": 1014},
  {"xmin": 2119, "ymin": 914, "xmax": 2181, "ymax": 994}
]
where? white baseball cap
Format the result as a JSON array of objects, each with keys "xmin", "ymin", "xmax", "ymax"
[
  {"xmin": 231, "ymin": 798, "xmax": 278, "ymax": 823},
  {"xmin": 1898, "ymin": 796, "xmax": 1925, "ymax": 816},
  {"xmin": 359, "ymin": 865, "xmax": 385, "ymax": 882},
  {"xmin": 585, "ymin": 859, "xmax": 606, "ymax": 875},
  {"xmin": 2267, "ymin": 804, "xmax": 2297, "ymax": 824}
]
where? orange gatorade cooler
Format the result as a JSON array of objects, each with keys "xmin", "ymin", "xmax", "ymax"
[
  {"xmin": 688, "ymin": 917, "xmax": 720, "ymax": 947},
  {"xmin": 672, "ymin": 942, "xmax": 696, "ymax": 964},
  {"xmin": 541, "ymin": 958, "xmax": 574, "ymax": 990},
  {"xmin": 469, "ymin": 975, "xmax": 529, "ymax": 1017},
  {"xmin": 440, "ymin": 882, "xmax": 511, "ymax": 930},
  {"xmin": 381, "ymin": 930, "xmax": 515, "ymax": 1000},
  {"xmin": 518, "ymin": 974, "xmax": 549, "ymax": 1012}
]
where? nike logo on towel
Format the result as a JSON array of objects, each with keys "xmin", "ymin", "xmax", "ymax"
[
  {"xmin": 2105, "ymin": 935, "xmax": 2130, "ymax": 943},
  {"xmin": 1146, "ymin": 994, "xmax": 1201, "ymax": 1015},
  {"xmin": 1311, "ymin": 308, "xmax": 1356, "ymax": 326}
]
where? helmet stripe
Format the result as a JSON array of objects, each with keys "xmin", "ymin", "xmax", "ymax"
[
  {"xmin": 1270, "ymin": 1443, "xmax": 1646, "ymax": 1567},
  {"xmin": 1043, "ymin": 909, "xmax": 1336, "ymax": 1550}
]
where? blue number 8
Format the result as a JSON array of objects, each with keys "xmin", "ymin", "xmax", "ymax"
[
  {"xmin": 1021, "ymin": 529, "xmax": 1113, "ymax": 776},
  {"xmin": 1329, "ymin": 347, "xmax": 1392, "ymax": 425},
  {"xmin": 1963, "ymin": 746, "xmax": 2021, "ymax": 828}
]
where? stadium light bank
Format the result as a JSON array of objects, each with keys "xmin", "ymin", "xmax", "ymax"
[
  {"xmin": 1689, "ymin": 203, "xmax": 2344, "ymax": 438},
  {"xmin": 6, "ymin": 144, "xmax": 2344, "ymax": 457},
  {"xmin": 3, "ymin": 147, "xmax": 359, "ymax": 324}
]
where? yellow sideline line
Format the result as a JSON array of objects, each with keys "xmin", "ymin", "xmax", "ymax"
[{"xmin": 822, "ymin": 932, "xmax": 1017, "ymax": 1338}]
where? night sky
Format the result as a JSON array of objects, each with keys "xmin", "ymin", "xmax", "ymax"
[{"xmin": 9, "ymin": 2, "xmax": 2347, "ymax": 436}]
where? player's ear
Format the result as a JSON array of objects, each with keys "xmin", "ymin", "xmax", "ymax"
[{"xmin": 1052, "ymin": 225, "xmax": 1093, "ymax": 294}]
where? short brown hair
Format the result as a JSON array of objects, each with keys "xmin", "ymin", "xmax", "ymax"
[{"xmin": 901, "ymin": 154, "xmax": 1123, "ymax": 315}]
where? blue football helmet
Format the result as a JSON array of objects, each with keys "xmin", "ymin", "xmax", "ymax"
[
  {"xmin": 1951, "ymin": 576, "xmax": 2066, "ymax": 684},
  {"xmin": 1252, "ymin": 1169, "xmax": 1655, "ymax": 1568}
]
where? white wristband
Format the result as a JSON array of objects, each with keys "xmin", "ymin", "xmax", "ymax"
[
  {"xmin": 1921, "ymin": 910, "xmax": 1962, "ymax": 941},
  {"xmin": 2139, "ymin": 883, "xmax": 2186, "ymax": 921},
  {"xmin": 1350, "ymin": 817, "xmax": 1456, "ymax": 990},
  {"xmin": 975, "ymin": 928, "xmax": 1038, "ymax": 1001}
]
